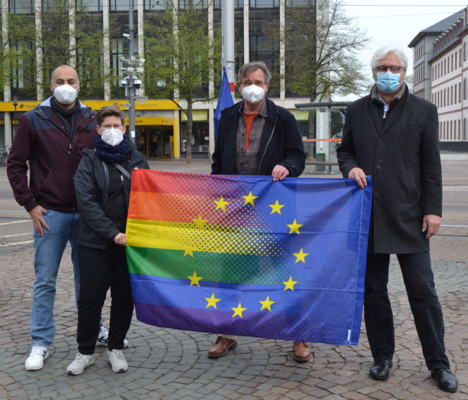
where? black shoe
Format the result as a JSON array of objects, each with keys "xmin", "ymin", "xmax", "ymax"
[
  {"xmin": 369, "ymin": 359, "xmax": 392, "ymax": 380},
  {"xmin": 431, "ymin": 369, "xmax": 458, "ymax": 393}
]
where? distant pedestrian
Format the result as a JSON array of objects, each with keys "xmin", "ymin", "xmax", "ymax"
[
  {"xmin": 7, "ymin": 65, "xmax": 124, "ymax": 371},
  {"xmin": 67, "ymin": 105, "xmax": 149, "ymax": 376},
  {"xmin": 337, "ymin": 46, "xmax": 458, "ymax": 393}
]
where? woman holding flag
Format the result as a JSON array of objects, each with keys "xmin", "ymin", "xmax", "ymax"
[{"xmin": 67, "ymin": 105, "xmax": 149, "ymax": 375}]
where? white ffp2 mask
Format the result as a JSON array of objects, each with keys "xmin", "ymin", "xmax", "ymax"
[
  {"xmin": 241, "ymin": 84, "xmax": 265, "ymax": 104},
  {"xmin": 53, "ymin": 84, "xmax": 78, "ymax": 105},
  {"xmin": 101, "ymin": 128, "xmax": 124, "ymax": 147}
]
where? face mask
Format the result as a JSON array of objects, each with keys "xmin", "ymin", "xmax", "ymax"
[
  {"xmin": 376, "ymin": 71, "xmax": 401, "ymax": 94},
  {"xmin": 53, "ymin": 84, "xmax": 78, "ymax": 105},
  {"xmin": 242, "ymin": 84, "xmax": 265, "ymax": 104},
  {"xmin": 101, "ymin": 128, "xmax": 124, "ymax": 147}
]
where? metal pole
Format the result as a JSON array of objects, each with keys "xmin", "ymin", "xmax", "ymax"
[
  {"xmin": 13, "ymin": 105, "xmax": 17, "ymax": 140},
  {"xmin": 128, "ymin": 0, "xmax": 136, "ymax": 143},
  {"xmin": 222, "ymin": 0, "xmax": 235, "ymax": 100}
]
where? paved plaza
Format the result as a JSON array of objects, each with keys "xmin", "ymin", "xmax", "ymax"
[{"xmin": 0, "ymin": 161, "xmax": 467, "ymax": 400}]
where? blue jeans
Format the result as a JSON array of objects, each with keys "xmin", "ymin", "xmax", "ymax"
[{"xmin": 31, "ymin": 210, "xmax": 102, "ymax": 347}]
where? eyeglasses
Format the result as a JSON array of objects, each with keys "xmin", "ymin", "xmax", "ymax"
[
  {"xmin": 100, "ymin": 124, "xmax": 123, "ymax": 129},
  {"xmin": 375, "ymin": 65, "xmax": 403, "ymax": 73}
]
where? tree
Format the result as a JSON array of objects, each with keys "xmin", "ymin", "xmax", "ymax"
[
  {"xmin": 264, "ymin": 0, "xmax": 369, "ymax": 160},
  {"xmin": 143, "ymin": 0, "xmax": 223, "ymax": 164},
  {"xmin": 1, "ymin": 0, "xmax": 114, "ymax": 100}
]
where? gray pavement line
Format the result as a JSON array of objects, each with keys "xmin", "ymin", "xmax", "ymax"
[
  {"xmin": 0, "ymin": 220, "xmax": 31, "ymax": 226},
  {"xmin": 434, "ymin": 234, "xmax": 468, "ymax": 238},
  {"xmin": 0, "ymin": 209, "xmax": 27, "ymax": 212},
  {"xmin": 0, "ymin": 232, "xmax": 31, "ymax": 238},
  {"xmin": 441, "ymin": 224, "xmax": 468, "ymax": 227},
  {"xmin": 0, "ymin": 240, "xmax": 34, "ymax": 247}
]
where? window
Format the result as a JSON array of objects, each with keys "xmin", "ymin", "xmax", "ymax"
[
  {"xmin": 110, "ymin": 0, "xmax": 137, "ymax": 11},
  {"xmin": 465, "ymin": 42, "xmax": 467, "ymax": 61},
  {"xmin": 451, "ymin": 55, "xmax": 454, "ymax": 72},
  {"xmin": 77, "ymin": 0, "xmax": 102, "ymax": 12},
  {"xmin": 214, "ymin": 0, "xmax": 243, "ymax": 7},
  {"xmin": 452, "ymin": 86, "xmax": 453, "ymax": 105},
  {"xmin": 250, "ymin": 0, "xmax": 280, "ymax": 7},
  {"xmin": 455, "ymin": 85, "xmax": 457, "ymax": 104},
  {"xmin": 9, "ymin": 0, "xmax": 33, "ymax": 13},
  {"xmin": 461, "ymin": 50, "xmax": 463, "ymax": 67},
  {"xmin": 451, "ymin": 121, "xmax": 453, "ymax": 140},
  {"xmin": 460, "ymin": 83, "xmax": 462, "ymax": 102},
  {"xmin": 145, "ymin": 0, "xmax": 169, "ymax": 10},
  {"xmin": 456, "ymin": 52, "xmax": 458, "ymax": 69},
  {"xmin": 459, "ymin": 120, "xmax": 461, "ymax": 140},
  {"xmin": 465, "ymin": 78, "xmax": 467, "ymax": 100}
]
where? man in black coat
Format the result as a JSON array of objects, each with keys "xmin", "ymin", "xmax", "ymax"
[
  {"xmin": 210, "ymin": 61, "xmax": 307, "ymax": 361},
  {"xmin": 337, "ymin": 47, "xmax": 457, "ymax": 393}
]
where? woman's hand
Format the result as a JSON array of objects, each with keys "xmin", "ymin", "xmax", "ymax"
[{"xmin": 114, "ymin": 233, "xmax": 127, "ymax": 246}]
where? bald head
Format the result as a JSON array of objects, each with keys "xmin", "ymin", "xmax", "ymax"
[{"xmin": 50, "ymin": 65, "xmax": 80, "ymax": 85}]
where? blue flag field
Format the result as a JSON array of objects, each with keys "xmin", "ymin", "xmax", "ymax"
[{"xmin": 126, "ymin": 171, "xmax": 373, "ymax": 346}]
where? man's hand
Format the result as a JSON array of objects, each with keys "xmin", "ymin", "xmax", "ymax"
[
  {"xmin": 272, "ymin": 165, "xmax": 289, "ymax": 181},
  {"xmin": 348, "ymin": 168, "xmax": 367, "ymax": 188},
  {"xmin": 422, "ymin": 214, "xmax": 441, "ymax": 239},
  {"xmin": 29, "ymin": 206, "xmax": 50, "ymax": 236},
  {"xmin": 114, "ymin": 233, "xmax": 127, "ymax": 246}
]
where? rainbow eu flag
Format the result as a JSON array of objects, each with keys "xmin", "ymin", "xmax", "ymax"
[{"xmin": 126, "ymin": 170, "xmax": 372, "ymax": 345}]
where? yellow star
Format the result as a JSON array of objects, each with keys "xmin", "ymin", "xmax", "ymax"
[
  {"xmin": 193, "ymin": 214, "xmax": 207, "ymax": 229},
  {"xmin": 187, "ymin": 271, "xmax": 202, "ymax": 287},
  {"xmin": 259, "ymin": 296, "xmax": 276, "ymax": 312},
  {"xmin": 243, "ymin": 191, "xmax": 258, "ymax": 207},
  {"xmin": 293, "ymin": 248, "xmax": 309, "ymax": 263},
  {"xmin": 232, "ymin": 303, "xmax": 247, "ymax": 318},
  {"xmin": 283, "ymin": 276, "xmax": 298, "ymax": 291},
  {"xmin": 205, "ymin": 293, "xmax": 221, "ymax": 309},
  {"xmin": 183, "ymin": 248, "xmax": 194, "ymax": 257},
  {"xmin": 214, "ymin": 196, "xmax": 230, "ymax": 212},
  {"xmin": 269, "ymin": 200, "xmax": 285, "ymax": 215},
  {"xmin": 287, "ymin": 219, "xmax": 303, "ymax": 234}
]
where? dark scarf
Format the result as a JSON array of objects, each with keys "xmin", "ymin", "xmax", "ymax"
[
  {"xmin": 50, "ymin": 97, "xmax": 81, "ymax": 138},
  {"xmin": 95, "ymin": 134, "xmax": 130, "ymax": 164}
]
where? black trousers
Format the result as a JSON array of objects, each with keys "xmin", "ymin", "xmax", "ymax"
[
  {"xmin": 364, "ymin": 252, "xmax": 450, "ymax": 371},
  {"xmin": 77, "ymin": 245, "xmax": 134, "ymax": 354}
]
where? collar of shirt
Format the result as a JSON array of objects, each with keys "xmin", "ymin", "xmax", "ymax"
[
  {"xmin": 238, "ymin": 98, "xmax": 268, "ymax": 118},
  {"xmin": 378, "ymin": 95, "xmax": 389, "ymax": 113}
]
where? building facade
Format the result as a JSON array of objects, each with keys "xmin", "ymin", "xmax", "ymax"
[
  {"xmin": 0, "ymin": 0, "xmax": 312, "ymax": 159},
  {"xmin": 409, "ymin": 7, "xmax": 468, "ymax": 151}
]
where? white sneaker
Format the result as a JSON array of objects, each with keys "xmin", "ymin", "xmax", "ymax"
[
  {"xmin": 25, "ymin": 345, "xmax": 49, "ymax": 371},
  {"xmin": 96, "ymin": 327, "xmax": 129, "ymax": 348},
  {"xmin": 107, "ymin": 349, "xmax": 128, "ymax": 373},
  {"xmin": 66, "ymin": 353, "xmax": 94, "ymax": 376}
]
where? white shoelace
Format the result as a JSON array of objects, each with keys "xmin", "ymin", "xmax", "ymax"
[
  {"xmin": 112, "ymin": 350, "xmax": 124, "ymax": 360},
  {"xmin": 32, "ymin": 345, "xmax": 47, "ymax": 356}
]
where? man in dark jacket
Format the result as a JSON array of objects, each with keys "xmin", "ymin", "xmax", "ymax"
[
  {"xmin": 210, "ymin": 61, "xmax": 307, "ymax": 361},
  {"xmin": 7, "ymin": 65, "xmax": 121, "ymax": 371},
  {"xmin": 337, "ymin": 47, "xmax": 457, "ymax": 393}
]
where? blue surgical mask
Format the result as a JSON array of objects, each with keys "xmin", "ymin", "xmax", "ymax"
[{"xmin": 376, "ymin": 71, "xmax": 401, "ymax": 93}]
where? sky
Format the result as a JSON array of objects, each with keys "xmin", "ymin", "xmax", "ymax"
[{"xmin": 343, "ymin": 0, "xmax": 468, "ymax": 78}]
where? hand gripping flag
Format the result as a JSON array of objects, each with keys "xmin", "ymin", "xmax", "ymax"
[
  {"xmin": 126, "ymin": 171, "xmax": 372, "ymax": 345},
  {"xmin": 213, "ymin": 67, "xmax": 235, "ymax": 137}
]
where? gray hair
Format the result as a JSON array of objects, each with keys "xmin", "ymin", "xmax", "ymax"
[
  {"xmin": 371, "ymin": 46, "xmax": 408, "ymax": 71},
  {"xmin": 50, "ymin": 65, "xmax": 80, "ymax": 83},
  {"xmin": 238, "ymin": 62, "xmax": 271, "ymax": 84}
]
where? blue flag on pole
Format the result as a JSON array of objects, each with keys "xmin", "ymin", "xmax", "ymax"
[
  {"xmin": 127, "ymin": 171, "xmax": 373, "ymax": 346},
  {"xmin": 214, "ymin": 67, "xmax": 235, "ymax": 137}
]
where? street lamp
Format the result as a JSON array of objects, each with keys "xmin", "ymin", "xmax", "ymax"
[{"xmin": 12, "ymin": 97, "xmax": 18, "ymax": 140}]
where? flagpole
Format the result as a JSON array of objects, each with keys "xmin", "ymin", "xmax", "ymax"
[{"xmin": 222, "ymin": 0, "xmax": 235, "ymax": 100}]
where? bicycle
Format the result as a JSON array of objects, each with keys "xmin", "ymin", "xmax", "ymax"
[{"xmin": 0, "ymin": 146, "xmax": 10, "ymax": 167}]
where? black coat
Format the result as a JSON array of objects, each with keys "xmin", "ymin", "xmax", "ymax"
[
  {"xmin": 337, "ymin": 88, "xmax": 442, "ymax": 254},
  {"xmin": 211, "ymin": 98, "xmax": 306, "ymax": 177},
  {"xmin": 74, "ymin": 147, "xmax": 150, "ymax": 249}
]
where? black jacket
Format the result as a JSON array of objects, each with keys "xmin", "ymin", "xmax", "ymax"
[
  {"xmin": 74, "ymin": 147, "xmax": 150, "ymax": 249},
  {"xmin": 337, "ymin": 86, "xmax": 442, "ymax": 254},
  {"xmin": 211, "ymin": 98, "xmax": 306, "ymax": 177}
]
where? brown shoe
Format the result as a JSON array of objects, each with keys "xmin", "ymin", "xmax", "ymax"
[
  {"xmin": 208, "ymin": 337, "xmax": 237, "ymax": 359},
  {"xmin": 293, "ymin": 341, "xmax": 311, "ymax": 362}
]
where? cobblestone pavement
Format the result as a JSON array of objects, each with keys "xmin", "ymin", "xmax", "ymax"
[{"xmin": 1, "ymin": 162, "xmax": 468, "ymax": 399}]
